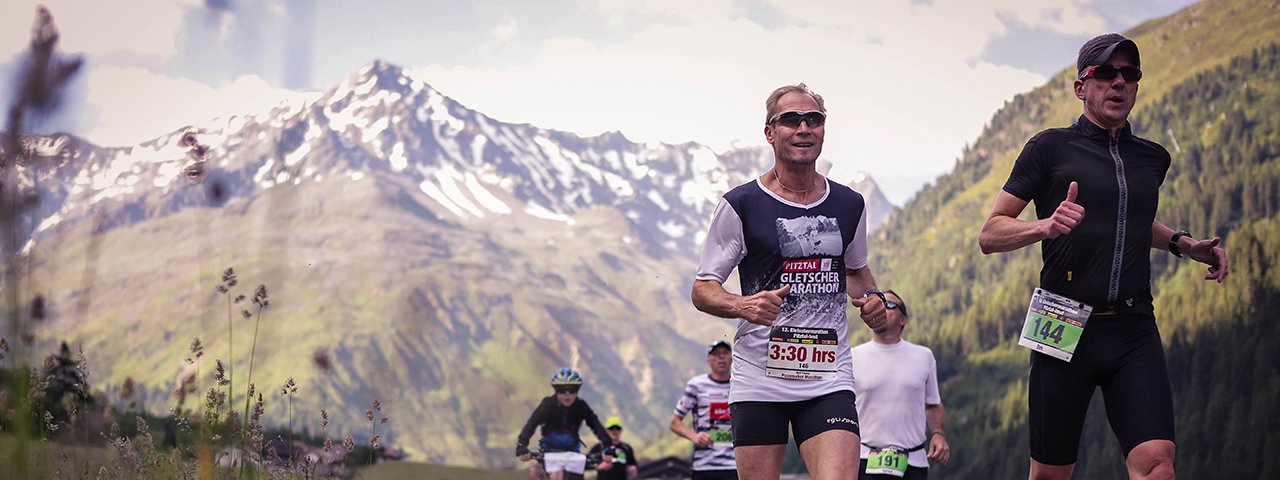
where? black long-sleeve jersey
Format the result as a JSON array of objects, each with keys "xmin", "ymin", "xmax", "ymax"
[{"xmin": 515, "ymin": 396, "xmax": 613, "ymax": 455}]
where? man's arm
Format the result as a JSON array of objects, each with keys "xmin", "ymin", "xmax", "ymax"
[
  {"xmin": 1151, "ymin": 220, "xmax": 1229, "ymax": 282},
  {"xmin": 846, "ymin": 266, "xmax": 886, "ymax": 330},
  {"xmin": 692, "ymin": 279, "xmax": 790, "ymax": 327},
  {"xmin": 669, "ymin": 413, "xmax": 712, "ymax": 448},
  {"xmin": 925, "ymin": 403, "xmax": 950, "ymax": 464},
  {"xmin": 978, "ymin": 183, "xmax": 1082, "ymax": 254}
]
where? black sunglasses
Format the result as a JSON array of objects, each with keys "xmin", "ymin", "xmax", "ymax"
[
  {"xmin": 885, "ymin": 299, "xmax": 908, "ymax": 317},
  {"xmin": 1080, "ymin": 64, "xmax": 1142, "ymax": 83},
  {"xmin": 555, "ymin": 386, "xmax": 580, "ymax": 394},
  {"xmin": 768, "ymin": 110, "xmax": 826, "ymax": 129}
]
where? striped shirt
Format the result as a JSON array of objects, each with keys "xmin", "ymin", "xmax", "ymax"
[{"xmin": 674, "ymin": 374, "xmax": 736, "ymax": 471}]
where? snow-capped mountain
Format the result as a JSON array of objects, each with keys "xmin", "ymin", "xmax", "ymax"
[{"xmin": 9, "ymin": 60, "xmax": 893, "ymax": 467}]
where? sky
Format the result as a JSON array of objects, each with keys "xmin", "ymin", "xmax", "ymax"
[{"xmin": 0, "ymin": 0, "xmax": 1198, "ymax": 206}]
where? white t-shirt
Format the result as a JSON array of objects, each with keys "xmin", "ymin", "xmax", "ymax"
[
  {"xmin": 695, "ymin": 177, "xmax": 869, "ymax": 403},
  {"xmin": 851, "ymin": 339, "xmax": 941, "ymax": 468}
]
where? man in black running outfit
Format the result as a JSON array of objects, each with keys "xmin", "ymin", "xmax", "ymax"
[
  {"xmin": 693, "ymin": 83, "xmax": 888, "ymax": 480},
  {"xmin": 978, "ymin": 33, "xmax": 1229, "ymax": 480}
]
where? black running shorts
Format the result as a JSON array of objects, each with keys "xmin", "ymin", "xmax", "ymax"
[
  {"xmin": 691, "ymin": 470, "xmax": 739, "ymax": 480},
  {"xmin": 1028, "ymin": 308, "xmax": 1175, "ymax": 465},
  {"xmin": 730, "ymin": 390, "xmax": 860, "ymax": 447}
]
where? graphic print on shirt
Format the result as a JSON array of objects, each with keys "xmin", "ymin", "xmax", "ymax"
[{"xmin": 776, "ymin": 216, "xmax": 845, "ymax": 298}]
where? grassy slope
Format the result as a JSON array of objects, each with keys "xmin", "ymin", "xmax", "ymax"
[{"xmin": 23, "ymin": 166, "xmax": 734, "ymax": 468}]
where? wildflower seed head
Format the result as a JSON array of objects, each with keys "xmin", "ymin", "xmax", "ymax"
[
  {"xmin": 213, "ymin": 360, "xmax": 228, "ymax": 385},
  {"xmin": 253, "ymin": 285, "xmax": 269, "ymax": 308},
  {"xmin": 381, "ymin": 416, "xmax": 389, "ymax": 424},
  {"xmin": 234, "ymin": 294, "xmax": 245, "ymax": 304},
  {"xmin": 241, "ymin": 310, "xmax": 252, "ymax": 319},
  {"xmin": 343, "ymin": 434, "xmax": 354, "ymax": 452},
  {"xmin": 189, "ymin": 338, "xmax": 203, "ymax": 356},
  {"xmin": 183, "ymin": 161, "xmax": 208, "ymax": 182},
  {"xmin": 321, "ymin": 409, "xmax": 329, "ymax": 428}
]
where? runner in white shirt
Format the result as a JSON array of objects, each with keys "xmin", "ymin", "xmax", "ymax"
[
  {"xmin": 851, "ymin": 290, "xmax": 950, "ymax": 479},
  {"xmin": 692, "ymin": 82, "xmax": 888, "ymax": 480}
]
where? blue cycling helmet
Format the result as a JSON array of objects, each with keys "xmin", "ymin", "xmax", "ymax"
[{"xmin": 550, "ymin": 367, "xmax": 583, "ymax": 386}]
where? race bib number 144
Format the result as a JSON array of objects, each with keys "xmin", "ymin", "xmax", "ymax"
[{"xmin": 1017, "ymin": 288, "xmax": 1092, "ymax": 362}]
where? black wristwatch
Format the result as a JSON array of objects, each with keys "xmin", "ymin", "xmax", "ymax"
[{"xmin": 1169, "ymin": 230, "xmax": 1190, "ymax": 258}]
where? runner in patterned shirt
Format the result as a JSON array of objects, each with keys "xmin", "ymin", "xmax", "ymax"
[
  {"xmin": 692, "ymin": 82, "xmax": 888, "ymax": 480},
  {"xmin": 670, "ymin": 340, "xmax": 738, "ymax": 480}
]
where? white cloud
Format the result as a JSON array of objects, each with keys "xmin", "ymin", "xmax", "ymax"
[
  {"xmin": 83, "ymin": 65, "xmax": 308, "ymax": 146},
  {"xmin": 491, "ymin": 17, "xmax": 521, "ymax": 42},
  {"xmin": 416, "ymin": 3, "xmax": 1047, "ymax": 204},
  {"xmin": 0, "ymin": 0, "xmax": 196, "ymax": 60},
  {"xmin": 586, "ymin": 0, "xmax": 737, "ymax": 23}
]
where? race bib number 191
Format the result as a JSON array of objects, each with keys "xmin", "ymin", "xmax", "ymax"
[
  {"xmin": 866, "ymin": 447, "xmax": 908, "ymax": 477},
  {"xmin": 1017, "ymin": 288, "xmax": 1092, "ymax": 362},
  {"xmin": 766, "ymin": 326, "xmax": 838, "ymax": 380}
]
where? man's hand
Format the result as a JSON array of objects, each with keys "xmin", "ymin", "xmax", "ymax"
[
  {"xmin": 737, "ymin": 285, "xmax": 790, "ymax": 326},
  {"xmin": 850, "ymin": 292, "xmax": 886, "ymax": 330},
  {"xmin": 1185, "ymin": 236, "xmax": 1229, "ymax": 283},
  {"xmin": 598, "ymin": 458, "xmax": 614, "ymax": 471},
  {"xmin": 518, "ymin": 453, "xmax": 531, "ymax": 462},
  {"xmin": 1042, "ymin": 181, "xmax": 1084, "ymax": 239},
  {"xmin": 693, "ymin": 432, "xmax": 713, "ymax": 448},
  {"xmin": 927, "ymin": 433, "xmax": 950, "ymax": 465}
]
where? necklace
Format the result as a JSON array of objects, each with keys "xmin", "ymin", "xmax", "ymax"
[{"xmin": 774, "ymin": 169, "xmax": 816, "ymax": 194}]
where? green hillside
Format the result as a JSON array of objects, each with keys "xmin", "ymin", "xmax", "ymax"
[
  {"xmin": 18, "ymin": 168, "xmax": 733, "ymax": 468},
  {"xmin": 869, "ymin": 0, "xmax": 1280, "ymax": 477}
]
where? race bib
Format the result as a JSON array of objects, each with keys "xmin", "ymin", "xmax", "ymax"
[
  {"xmin": 866, "ymin": 447, "xmax": 908, "ymax": 477},
  {"xmin": 766, "ymin": 326, "xmax": 838, "ymax": 380},
  {"xmin": 1017, "ymin": 288, "xmax": 1092, "ymax": 362},
  {"xmin": 710, "ymin": 428, "xmax": 733, "ymax": 445}
]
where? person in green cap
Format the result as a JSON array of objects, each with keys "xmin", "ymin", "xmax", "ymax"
[{"xmin": 589, "ymin": 416, "xmax": 638, "ymax": 480}]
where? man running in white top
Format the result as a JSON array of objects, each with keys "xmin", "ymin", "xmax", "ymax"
[
  {"xmin": 851, "ymin": 290, "xmax": 949, "ymax": 479},
  {"xmin": 692, "ymin": 82, "xmax": 888, "ymax": 480}
]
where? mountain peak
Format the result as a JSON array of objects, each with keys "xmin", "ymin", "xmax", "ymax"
[{"xmin": 331, "ymin": 59, "xmax": 429, "ymax": 102}]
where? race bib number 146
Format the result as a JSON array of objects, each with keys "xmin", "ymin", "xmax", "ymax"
[{"xmin": 766, "ymin": 326, "xmax": 838, "ymax": 381}]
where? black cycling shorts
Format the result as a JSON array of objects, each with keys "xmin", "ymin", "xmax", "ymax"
[
  {"xmin": 730, "ymin": 390, "xmax": 859, "ymax": 447},
  {"xmin": 1028, "ymin": 309, "xmax": 1175, "ymax": 465}
]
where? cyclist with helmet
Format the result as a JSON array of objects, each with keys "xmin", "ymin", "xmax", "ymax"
[{"xmin": 516, "ymin": 368, "xmax": 614, "ymax": 480}]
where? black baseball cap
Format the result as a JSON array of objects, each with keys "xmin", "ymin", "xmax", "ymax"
[
  {"xmin": 707, "ymin": 339, "xmax": 731, "ymax": 355},
  {"xmin": 1077, "ymin": 33, "xmax": 1140, "ymax": 76}
]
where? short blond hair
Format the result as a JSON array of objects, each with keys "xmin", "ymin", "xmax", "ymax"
[{"xmin": 765, "ymin": 83, "xmax": 826, "ymax": 124}]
